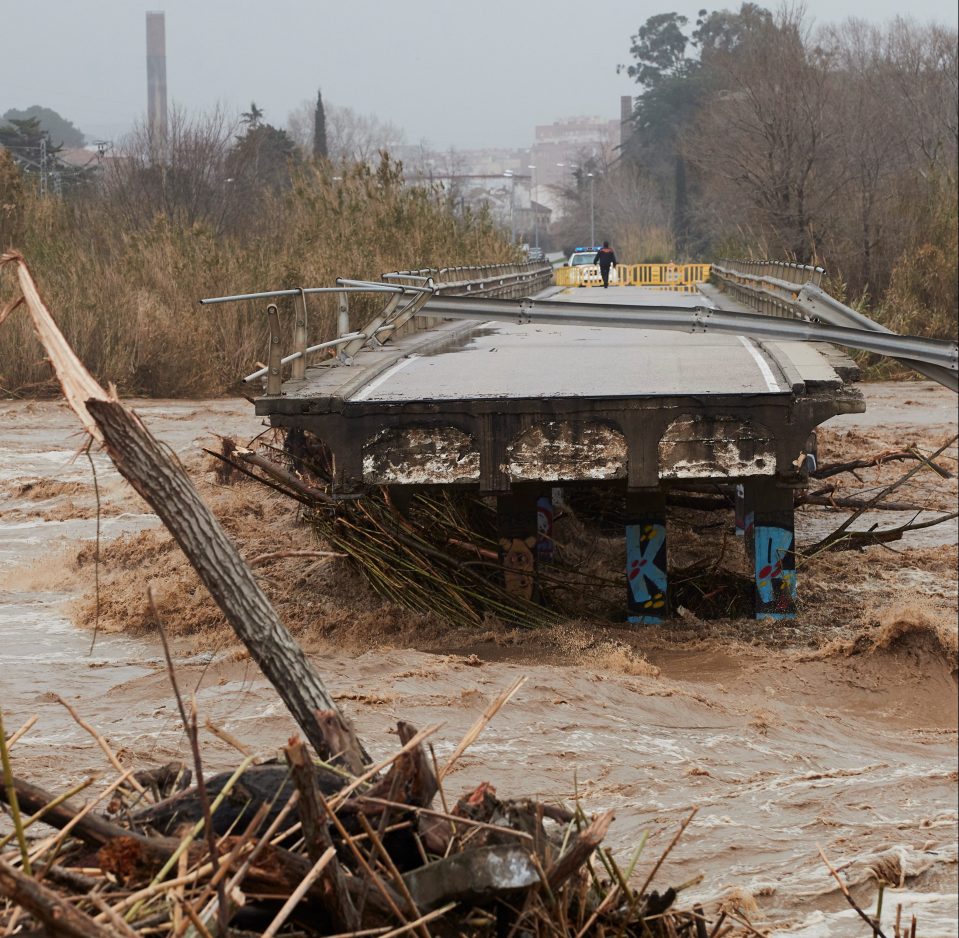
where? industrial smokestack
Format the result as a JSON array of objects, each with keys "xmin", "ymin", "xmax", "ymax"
[{"xmin": 146, "ymin": 11, "xmax": 168, "ymax": 142}]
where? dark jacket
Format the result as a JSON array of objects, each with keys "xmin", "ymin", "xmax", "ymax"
[{"xmin": 594, "ymin": 247, "xmax": 617, "ymax": 269}]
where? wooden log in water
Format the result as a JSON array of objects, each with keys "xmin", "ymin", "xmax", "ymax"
[{"xmin": 85, "ymin": 398, "xmax": 368, "ymax": 774}]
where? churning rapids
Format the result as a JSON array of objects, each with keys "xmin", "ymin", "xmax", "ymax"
[{"xmin": 1, "ymin": 385, "xmax": 956, "ymax": 937}]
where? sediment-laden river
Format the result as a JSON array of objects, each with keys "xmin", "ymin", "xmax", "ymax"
[{"xmin": 1, "ymin": 388, "xmax": 956, "ymax": 936}]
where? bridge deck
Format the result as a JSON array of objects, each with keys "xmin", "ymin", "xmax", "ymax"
[
  {"xmin": 257, "ymin": 284, "xmax": 863, "ymax": 494},
  {"xmin": 266, "ymin": 287, "xmax": 846, "ymax": 410},
  {"xmin": 344, "ymin": 290, "xmax": 785, "ymax": 402}
]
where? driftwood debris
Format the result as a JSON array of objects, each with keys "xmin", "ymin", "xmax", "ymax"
[
  {"xmin": 0, "ymin": 858, "xmax": 114, "ymax": 938},
  {"xmin": 1, "ymin": 251, "xmax": 366, "ymax": 774},
  {"xmin": 1, "ymin": 711, "xmax": 719, "ymax": 937},
  {"xmin": 805, "ymin": 433, "xmax": 958, "ymax": 554}
]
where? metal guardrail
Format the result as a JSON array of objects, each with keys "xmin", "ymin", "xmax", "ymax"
[
  {"xmin": 711, "ymin": 259, "xmax": 825, "ymax": 319},
  {"xmin": 201, "ymin": 258, "xmax": 955, "ymax": 395},
  {"xmin": 406, "ymin": 294, "xmax": 957, "ymax": 377},
  {"xmin": 200, "ymin": 261, "xmax": 553, "ymax": 393},
  {"xmin": 555, "ymin": 262, "xmax": 711, "ymax": 291},
  {"xmin": 713, "ymin": 258, "xmax": 958, "ymax": 390}
]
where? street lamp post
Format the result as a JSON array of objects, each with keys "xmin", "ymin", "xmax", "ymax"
[
  {"xmin": 527, "ymin": 163, "xmax": 538, "ymax": 247},
  {"xmin": 587, "ymin": 172, "xmax": 595, "ymax": 248},
  {"xmin": 503, "ymin": 171, "xmax": 515, "ymax": 243}
]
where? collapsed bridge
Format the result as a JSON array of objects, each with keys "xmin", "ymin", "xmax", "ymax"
[{"xmin": 202, "ymin": 260, "xmax": 957, "ymax": 624}]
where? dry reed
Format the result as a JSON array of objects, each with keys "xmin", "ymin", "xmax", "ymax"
[{"xmin": 0, "ymin": 154, "xmax": 516, "ymax": 397}]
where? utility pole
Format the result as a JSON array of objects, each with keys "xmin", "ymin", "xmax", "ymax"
[
  {"xmin": 39, "ymin": 138, "xmax": 47, "ymax": 199},
  {"xmin": 528, "ymin": 164, "xmax": 538, "ymax": 247},
  {"xmin": 587, "ymin": 172, "xmax": 595, "ymax": 247},
  {"xmin": 504, "ymin": 170, "xmax": 515, "ymax": 243}
]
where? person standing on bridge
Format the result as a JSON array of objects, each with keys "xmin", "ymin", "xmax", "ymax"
[{"xmin": 593, "ymin": 241, "xmax": 617, "ymax": 288}]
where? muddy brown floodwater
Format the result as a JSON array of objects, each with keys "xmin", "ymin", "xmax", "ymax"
[{"xmin": 1, "ymin": 385, "xmax": 957, "ymax": 936}]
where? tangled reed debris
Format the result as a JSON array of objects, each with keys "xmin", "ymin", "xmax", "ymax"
[{"xmin": 2, "ymin": 690, "xmax": 723, "ymax": 937}]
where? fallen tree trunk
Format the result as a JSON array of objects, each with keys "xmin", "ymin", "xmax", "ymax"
[
  {"xmin": 1, "ymin": 251, "xmax": 368, "ymax": 774},
  {"xmin": 86, "ymin": 398, "xmax": 368, "ymax": 774},
  {"xmin": 1, "ymin": 775, "xmax": 179, "ymax": 858}
]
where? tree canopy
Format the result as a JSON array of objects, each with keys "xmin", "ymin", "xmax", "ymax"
[
  {"xmin": 611, "ymin": 4, "xmax": 957, "ymax": 325},
  {"xmin": 1, "ymin": 106, "xmax": 85, "ymax": 148}
]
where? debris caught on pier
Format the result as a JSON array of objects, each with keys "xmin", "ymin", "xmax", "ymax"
[{"xmin": 209, "ymin": 429, "xmax": 958, "ymax": 629}]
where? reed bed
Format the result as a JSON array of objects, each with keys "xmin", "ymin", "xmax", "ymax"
[{"xmin": 0, "ymin": 152, "xmax": 516, "ymax": 397}]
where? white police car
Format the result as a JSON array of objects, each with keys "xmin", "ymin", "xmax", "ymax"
[{"xmin": 566, "ymin": 247, "xmax": 618, "ymax": 286}]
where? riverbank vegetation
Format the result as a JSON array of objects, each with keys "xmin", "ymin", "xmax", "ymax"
[
  {"xmin": 560, "ymin": 8, "xmax": 958, "ymax": 357},
  {"xmin": 0, "ymin": 110, "xmax": 514, "ymax": 397}
]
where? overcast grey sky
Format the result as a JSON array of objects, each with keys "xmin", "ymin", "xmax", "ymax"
[{"xmin": 3, "ymin": 0, "xmax": 956, "ymax": 149}]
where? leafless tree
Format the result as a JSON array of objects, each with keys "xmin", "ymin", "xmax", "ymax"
[
  {"xmin": 287, "ymin": 100, "xmax": 405, "ymax": 164},
  {"xmin": 687, "ymin": 8, "xmax": 844, "ymax": 262},
  {"xmin": 100, "ymin": 105, "xmax": 244, "ymax": 234},
  {"xmin": 598, "ymin": 163, "xmax": 676, "ymax": 261}
]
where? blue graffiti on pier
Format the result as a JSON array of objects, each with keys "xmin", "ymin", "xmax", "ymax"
[
  {"xmin": 754, "ymin": 524, "xmax": 797, "ymax": 619},
  {"xmin": 626, "ymin": 522, "xmax": 668, "ymax": 620}
]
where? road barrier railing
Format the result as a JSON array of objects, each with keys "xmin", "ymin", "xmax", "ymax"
[
  {"xmin": 712, "ymin": 258, "xmax": 957, "ymax": 391},
  {"xmin": 711, "ymin": 259, "xmax": 825, "ymax": 319},
  {"xmin": 200, "ymin": 261, "xmax": 553, "ymax": 393},
  {"xmin": 555, "ymin": 262, "xmax": 711, "ymax": 290},
  {"xmin": 201, "ymin": 258, "xmax": 955, "ymax": 395}
]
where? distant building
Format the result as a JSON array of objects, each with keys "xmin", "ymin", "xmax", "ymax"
[
  {"xmin": 531, "ymin": 116, "xmax": 620, "ymax": 211},
  {"xmin": 401, "ymin": 169, "xmax": 551, "ymax": 245},
  {"xmin": 399, "ymin": 108, "xmax": 621, "ymax": 236}
]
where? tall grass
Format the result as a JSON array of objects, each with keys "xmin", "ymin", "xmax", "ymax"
[{"xmin": 0, "ymin": 154, "xmax": 516, "ymax": 397}]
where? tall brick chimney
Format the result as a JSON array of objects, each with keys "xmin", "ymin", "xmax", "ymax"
[{"xmin": 146, "ymin": 12, "xmax": 168, "ymax": 142}]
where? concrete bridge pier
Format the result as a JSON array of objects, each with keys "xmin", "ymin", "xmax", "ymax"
[
  {"xmin": 625, "ymin": 489, "xmax": 669, "ymax": 624},
  {"xmin": 496, "ymin": 487, "xmax": 541, "ymax": 603},
  {"xmin": 748, "ymin": 479, "xmax": 797, "ymax": 620}
]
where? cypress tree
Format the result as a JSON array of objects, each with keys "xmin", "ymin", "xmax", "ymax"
[{"xmin": 312, "ymin": 89, "xmax": 328, "ymax": 159}]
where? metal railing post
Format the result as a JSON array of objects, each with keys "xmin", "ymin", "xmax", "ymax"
[
  {"xmin": 337, "ymin": 291, "xmax": 350, "ymax": 337},
  {"xmin": 291, "ymin": 289, "xmax": 308, "ymax": 380},
  {"xmin": 266, "ymin": 304, "xmax": 282, "ymax": 396}
]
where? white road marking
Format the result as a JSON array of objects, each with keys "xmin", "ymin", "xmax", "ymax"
[
  {"xmin": 737, "ymin": 336, "xmax": 782, "ymax": 393},
  {"xmin": 350, "ymin": 355, "xmax": 420, "ymax": 402}
]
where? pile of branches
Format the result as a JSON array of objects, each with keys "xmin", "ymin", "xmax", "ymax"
[
  {"xmin": 1, "ymin": 695, "xmax": 719, "ymax": 938},
  {"xmin": 310, "ymin": 488, "xmax": 557, "ymax": 628},
  {"xmin": 216, "ymin": 431, "xmax": 959, "ymax": 629},
  {"xmin": 212, "ymin": 437, "xmax": 625, "ymax": 629}
]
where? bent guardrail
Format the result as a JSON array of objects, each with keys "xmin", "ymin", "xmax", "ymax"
[
  {"xmin": 713, "ymin": 258, "xmax": 957, "ymax": 390},
  {"xmin": 403, "ymin": 293, "xmax": 957, "ymax": 380},
  {"xmin": 201, "ymin": 259, "xmax": 955, "ymax": 396},
  {"xmin": 200, "ymin": 261, "xmax": 552, "ymax": 393}
]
